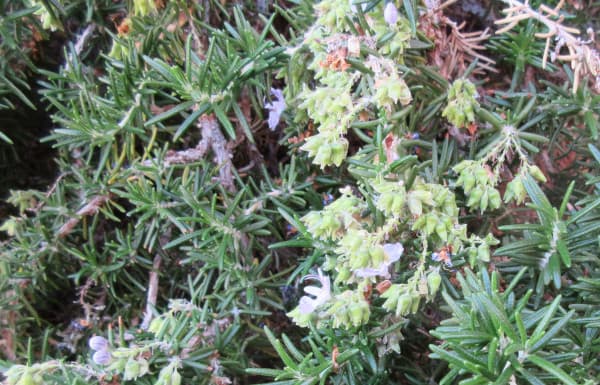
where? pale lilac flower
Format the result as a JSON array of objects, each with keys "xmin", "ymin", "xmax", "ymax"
[
  {"xmin": 298, "ymin": 269, "xmax": 331, "ymax": 314},
  {"xmin": 92, "ymin": 349, "xmax": 112, "ymax": 365},
  {"xmin": 384, "ymin": 2, "xmax": 399, "ymax": 26},
  {"xmin": 88, "ymin": 336, "xmax": 109, "ymax": 351},
  {"xmin": 265, "ymin": 88, "xmax": 286, "ymax": 131},
  {"xmin": 383, "ymin": 242, "xmax": 404, "ymax": 261},
  {"xmin": 355, "ymin": 242, "xmax": 403, "ymax": 278},
  {"xmin": 89, "ymin": 335, "xmax": 112, "ymax": 365}
]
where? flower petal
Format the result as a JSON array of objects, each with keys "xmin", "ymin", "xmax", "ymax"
[
  {"xmin": 355, "ymin": 264, "xmax": 389, "ymax": 278},
  {"xmin": 383, "ymin": 242, "xmax": 404, "ymax": 262},
  {"xmin": 89, "ymin": 336, "xmax": 108, "ymax": 351},
  {"xmin": 384, "ymin": 2, "xmax": 399, "ymax": 26},
  {"xmin": 299, "ymin": 296, "xmax": 316, "ymax": 314},
  {"xmin": 265, "ymin": 88, "xmax": 286, "ymax": 131},
  {"xmin": 93, "ymin": 349, "xmax": 112, "ymax": 365},
  {"xmin": 304, "ymin": 285, "xmax": 322, "ymax": 296}
]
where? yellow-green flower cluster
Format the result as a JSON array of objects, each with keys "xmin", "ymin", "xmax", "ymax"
[
  {"xmin": 286, "ymin": 1, "xmax": 502, "ymax": 332},
  {"xmin": 336, "ymin": 229, "xmax": 384, "ymax": 270},
  {"xmin": 442, "ymin": 79, "xmax": 479, "ymax": 128},
  {"xmin": 331, "ymin": 230, "xmax": 402, "ymax": 284},
  {"xmin": 455, "ymin": 159, "xmax": 547, "ymax": 209},
  {"xmin": 374, "ymin": 180, "xmax": 407, "ymax": 216},
  {"xmin": 4, "ymin": 363, "xmax": 58, "ymax": 385},
  {"xmin": 293, "ymin": 166, "xmax": 497, "ymax": 329},
  {"xmin": 293, "ymin": 170, "xmax": 486, "ymax": 329},
  {"xmin": 154, "ymin": 359, "xmax": 182, "ymax": 385},
  {"xmin": 374, "ymin": 71, "xmax": 412, "ymax": 110},
  {"xmin": 298, "ymin": 72, "xmax": 356, "ymax": 169},
  {"xmin": 293, "ymin": 1, "xmax": 415, "ymax": 168},
  {"xmin": 133, "ymin": 0, "xmax": 158, "ymax": 16},
  {"xmin": 111, "ymin": 352, "xmax": 150, "ymax": 381},
  {"xmin": 314, "ymin": 0, "xmax": 353, "ymax": 32},
  {"xmin": 327, "ymin": 290, "xmax": 371, "ymax": 328},
  {"xmin": 454, "ymin": 160, "xmax": 502, "ymax": 212},
  {"xmin": 301, "ymin": 131, "xmax": 349, "ymax": 168},
  {"xmin": 380, "ymin": 265, "xmax": 442, "ymax": 317},
  {"xmin": 375, "ymin": 178, "xmax": 464, "ymax": 249},
  {"xmin": 287, "ymin": 283, "xmax": 371, "ymax": 329},
  {"xmin": 368, "ymin": 7, "xmax": 412, "ymax": 58},
  {"xmin": 464, "ymin": 233, "xmax": 500, "ymax": 265},
  {"xmin": 302, "ymin": 188, "xmax": 365, "ymax": 240},
  {"xmin": 504, "ymin": 164, "xmax": 547, "ymax": 204}
]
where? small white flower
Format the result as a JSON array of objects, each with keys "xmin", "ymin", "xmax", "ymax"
[
  {"xmin": 92, "ymin": 349, "xmax": 112, "ymax": 365},
  {"xmin": 384, "ymin": 2, "xmax": 399, "ymax": 26},
  {"xmin": 298, "ymin": 269, "xmax": 331, "ymax": 314},
  {"xmin": 355, "ymin": 242, "xmax": 403, "ymax": 278},
  {"xmin": 88, "ymin": 336, "xmax": 108, "ymax": 351},
  {"xmin": 264, "ymin": 88, "xmax": 286, "ymax": 130}
]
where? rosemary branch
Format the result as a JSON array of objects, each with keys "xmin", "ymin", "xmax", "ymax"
[{"xmin": 496, "ymin": 0, "xmax": 600, "ymax": 92}]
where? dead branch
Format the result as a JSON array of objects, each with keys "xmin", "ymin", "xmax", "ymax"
[
  {"xmin": 140, "ymin": 253, "xmax": 162, "ymax": 330},
  {"xmin": 421, "ymin": 0, "xmax": 497, "ymax": 79},
  {"xmin": 144, "ymin": 111, "xmax": 237, "ymax": 193},
  {"xmin": 141, "ymin": 229, "xmax": 170, "ymax": 330},
  {"xmin": 197, "ymin": 113, "xmax": 237, "ymax": 193},
  {"xmin": 57, "ymin": 194, "xmax": 111, "ymax": 237}
]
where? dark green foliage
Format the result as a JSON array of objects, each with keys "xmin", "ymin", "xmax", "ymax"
[{"xmin": 431, "ymin": 268, "xmax": 598, "ymax": 385}]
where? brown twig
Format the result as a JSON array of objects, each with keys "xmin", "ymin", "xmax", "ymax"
[
  {"xmin": 140, "ymin": 253, "xmax": 162, "ymax": 330},
  {"xmin": 141, "ymin": 229, "xmax": 171, "ymax": 330},
  {"xmin": 197, "ymin": 113, "xmax": 237, "ymax": 193},
  {"xmin": 31, "ymin": 172, "xmax": 68, "ymax": 214},
  {"xmin": 148, "ymin": 111, "xmax": 236, "ymax": 192},
  {"xmin": 421, "ymin": 0, "xmax": 497, "ymax": 79},
  {"xmin": 57, "ymin": 194, "xmax": 111, "ymax": 237}
]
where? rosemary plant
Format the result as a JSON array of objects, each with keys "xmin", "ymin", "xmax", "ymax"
[{"xmin": 1, "ymin": 1, "xmax": 599, "ymax": 384}]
